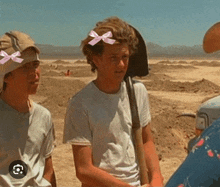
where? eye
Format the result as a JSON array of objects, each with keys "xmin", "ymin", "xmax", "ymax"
[
  {"xmin": 110, "ymin": 56, "xmax": 117, "ymax": 61},
  {"xmin": 20, "ymin": 63, "xmax": 30, "ymax": 69},
  {"xmin": 19, "ymin": 61, "xmax": 40, "ymax": 70},
  {"xmin": 122, "ymin": 55, "xmax": 129, "ymax": 60},
  {"xmin": 33, "ymin": 61, "xmax": 40, "ymax": 68}
]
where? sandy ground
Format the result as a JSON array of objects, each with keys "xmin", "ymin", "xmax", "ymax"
[{"xmin": 31, "ymin": 58, "xmax": 220, "ymax": 186}]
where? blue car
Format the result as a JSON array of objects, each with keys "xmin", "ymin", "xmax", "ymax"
[{"xmin": 187, "ymin": 95, "xmax": 220, "ymax": 152}]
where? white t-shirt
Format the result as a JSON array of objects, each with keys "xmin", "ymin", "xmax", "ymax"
[
  {"xmin": 0, "ymin": 99, "xmax": 55, "ymax": 187},
  {"xmin": 64, "ymin": 81, "xmax": 151, "ymax": 186}
]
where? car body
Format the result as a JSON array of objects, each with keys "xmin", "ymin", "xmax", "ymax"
[
  {"xmin": 188, "ymin": 95, "xmax": 220, "ymax": 152},
  {"xmin": 196, "ymin": 95, "xmax": 220, "ymax": 131}
]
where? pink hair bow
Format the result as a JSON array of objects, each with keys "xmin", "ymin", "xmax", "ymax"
[
  {"xmin": 88, "ymin": 30, "xmax": 116, "ymax": 46},
  {"xmin": 0, "ymin": 51, "xmax": 23, "ymax": 65}
]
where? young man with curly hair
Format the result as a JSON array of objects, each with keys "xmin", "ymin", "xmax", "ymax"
[{"xmin": 64, "ymin": 17, "xmax": 163, "ymax": 187}]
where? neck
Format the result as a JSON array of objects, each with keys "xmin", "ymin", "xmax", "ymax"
[
  {"xmin": 94, "ymin": 77, "xmax": 122, "ymax": 94},
  {"xmin": 0, "ymin": 89, "xmax": 31, "ymax": 113}
]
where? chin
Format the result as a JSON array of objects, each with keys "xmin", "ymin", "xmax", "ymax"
[
  {"xmin": 115, "ymin": 73, "xmax": 125, "ymax": 79},
  {"xmin": 28, "ymin": 86, "xmax": 39, "ymax": 95},
  {"xmin": 28, "ymin": 90, "xmax": 37, "ymax": 95},
  {"xmin": 29, "ymin": 91, "xmax": 37, "ymax": 95},
  {"xmin": 118, "ymin": 75, "xmax": 125, "ymax": 82}
]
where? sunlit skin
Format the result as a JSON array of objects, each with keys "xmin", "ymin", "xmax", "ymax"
[
  {"xmin": 1, "ymin": 61, "xmax": 40, "ymax": 113},
  {"xmin": 73, "ymin": 43, "xmax": 164, "ymax": 186},
  {"xmin": 5, "ymin": 61, "xmax": 40, "ymax": 95},
  {"xmin": 93, "ymin": 43, "xmax": 130, "ymax": 94}
]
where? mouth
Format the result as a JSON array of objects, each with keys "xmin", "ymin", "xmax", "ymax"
[
  {"xmin": 115, "ymin": 71, "xmax": 124, "ymax": 74},
  {"xmin": 29, "ymin": 80, "xmax": 39, "ymax": 85}
]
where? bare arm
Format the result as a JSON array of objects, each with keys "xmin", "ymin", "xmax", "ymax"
[
  {"xmin": 72, "ymin": 145, "xmax": 133, "ymax": 187},
  {"xmin": 43, "ymin": 156, "xmax": 57, "ymax": 187},
  {"xmin": 142, "ymin": 123, "xmax": 163, "ymax": 187}
]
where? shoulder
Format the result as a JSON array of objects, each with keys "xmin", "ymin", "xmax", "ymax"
[
  {"xmin": 133, "ymin": 79, "xmax": 146, "ymax": 87},
  {"xmin": 33, "ymin": 102, "xmax": 51, "ymax": 116},
  {"xmin": 32, "ymin": 102, "xmax": 52, "ymax": 122},
  {"xmin": 0, "ymin": 99, "xmax": 7, "ymax": 109},
  {"xmin": 31, "ymin": 103, "xmax": 54, "ymax": 135},
  {"xmin": 132, "ymin": 79, "xmax": 148, "ymax": 93},
  {"xmin": 68, "ymin": 82, "xmax": 96, "ymax": 108},
  {"xmin": 127, "ymin": 80, "xmax": 149, "ymax": 104}
]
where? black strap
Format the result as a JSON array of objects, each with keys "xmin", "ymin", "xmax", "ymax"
[{"xmin": 125, "ymin": 76, "xmax": 141, "ymax": 129}]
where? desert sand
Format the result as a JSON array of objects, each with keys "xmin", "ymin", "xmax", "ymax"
[{"xmin": 31, "ymin": 58, "xmax": 220, "ymax": 186}]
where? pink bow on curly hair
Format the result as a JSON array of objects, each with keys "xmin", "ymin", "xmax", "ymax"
[{"xmin": 88, "ymin": 30, "xmax": 116, "ymax": 46}]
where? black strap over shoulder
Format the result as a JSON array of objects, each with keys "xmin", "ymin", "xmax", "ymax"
[{"xmin": 125, "ymin": 76, "xmax": 140, "ymax": 129}]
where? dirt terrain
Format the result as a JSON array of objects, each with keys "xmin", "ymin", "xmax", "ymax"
[{"xmin": 31, "ymin": 58, "xmax": 220, "ymax": 186}]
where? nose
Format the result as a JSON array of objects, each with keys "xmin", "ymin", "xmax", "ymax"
[
  {"xmin": 117, "ymin": 59, "xmax": 127, "ymax": 68},
  {"xmin": 35, "ymin": 68, "xmax": 40, "ymax": 79},
  {"xmin": 29, "ymin": 65, "xmax": 40, "ymax": 79}
]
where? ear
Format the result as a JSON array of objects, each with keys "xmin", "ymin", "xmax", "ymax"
[
  {"xmin": 3, "ymin": 72, "xmax": 13, "ymax": 83},
  {"xmin": 92, "ymin": 55, "xmax": 101, "ymax": 68}
]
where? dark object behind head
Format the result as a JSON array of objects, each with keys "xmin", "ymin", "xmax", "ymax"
[{"xmin": 124, "ymin": 26, "xmax": 149, "ymax": 80}]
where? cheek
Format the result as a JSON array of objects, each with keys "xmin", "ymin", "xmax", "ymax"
[
  {"xmin": 27, "ymin": 67, "xmax": 41, "ymax": 79},
  {"xmin": 125, "ymin": 60, "xmax": 129, "ymax": 68},
  {"xmin": 37, "ymin": 67, "xmax": 41, "ymax": 73},
  {"xmin": 13, "ymin": 75, "xmax": 28, "ymax": 86}
]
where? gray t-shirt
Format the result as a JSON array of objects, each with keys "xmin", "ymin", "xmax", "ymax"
[
  {"xmin": 0, "ymin": 99, "xmax": 55, "ymax": 187},
  {"xmin": 63, "ymin": 81, "xmax": 151, "ymax": 186}
]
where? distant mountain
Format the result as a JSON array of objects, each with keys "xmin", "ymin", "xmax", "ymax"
[
  {"xmin": 147, "ymin": 42, "xmax": 220, "ymax": 58},
  {"xmin": 36, "ymin": 44, "xmax": 83, "ymax": 59},
  {"xmin": 36, "ymin": 43, "xmax": 220, "ymax": 59}
]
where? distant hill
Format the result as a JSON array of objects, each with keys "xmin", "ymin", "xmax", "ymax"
[
  {"xmin": 147, "ymin": 43, "xmax": 202, "ymax": 57},
  {"xmin": 36, "ymin": 44, "xmax": 83, "ymax": 59},
  {"xmin": 36, "ymin": 43, "xmax": 220, "ymax": 59}
]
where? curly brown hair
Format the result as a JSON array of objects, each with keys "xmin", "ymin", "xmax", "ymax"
[{"xmin": 81, "ymin": 17, "xmax": 139, "ymax": 72}]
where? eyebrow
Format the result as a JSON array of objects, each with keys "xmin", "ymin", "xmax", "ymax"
[{"xmin": 109, "ymin": 52, "xmax": 129, "ymax": 56}]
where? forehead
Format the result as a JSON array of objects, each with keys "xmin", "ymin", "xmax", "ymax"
[
  {"xmin": 19, "ymin": 60, "xmax": 40, "ymax": 67},
  {"xmin": 14, "ymin": 60, "xmax": 40, "ymax": 71},
  {"xmin": 21, "ymin": 48, "xmax": 39, "ymax": 63},
  {"xmin": 102, "ymin": 43, "xmax": 129, "ymax": 55}
]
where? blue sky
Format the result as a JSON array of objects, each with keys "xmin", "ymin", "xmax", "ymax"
[{"xmin": 0, "ymin": 0, "xmax": 219, "ymax": 47}]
